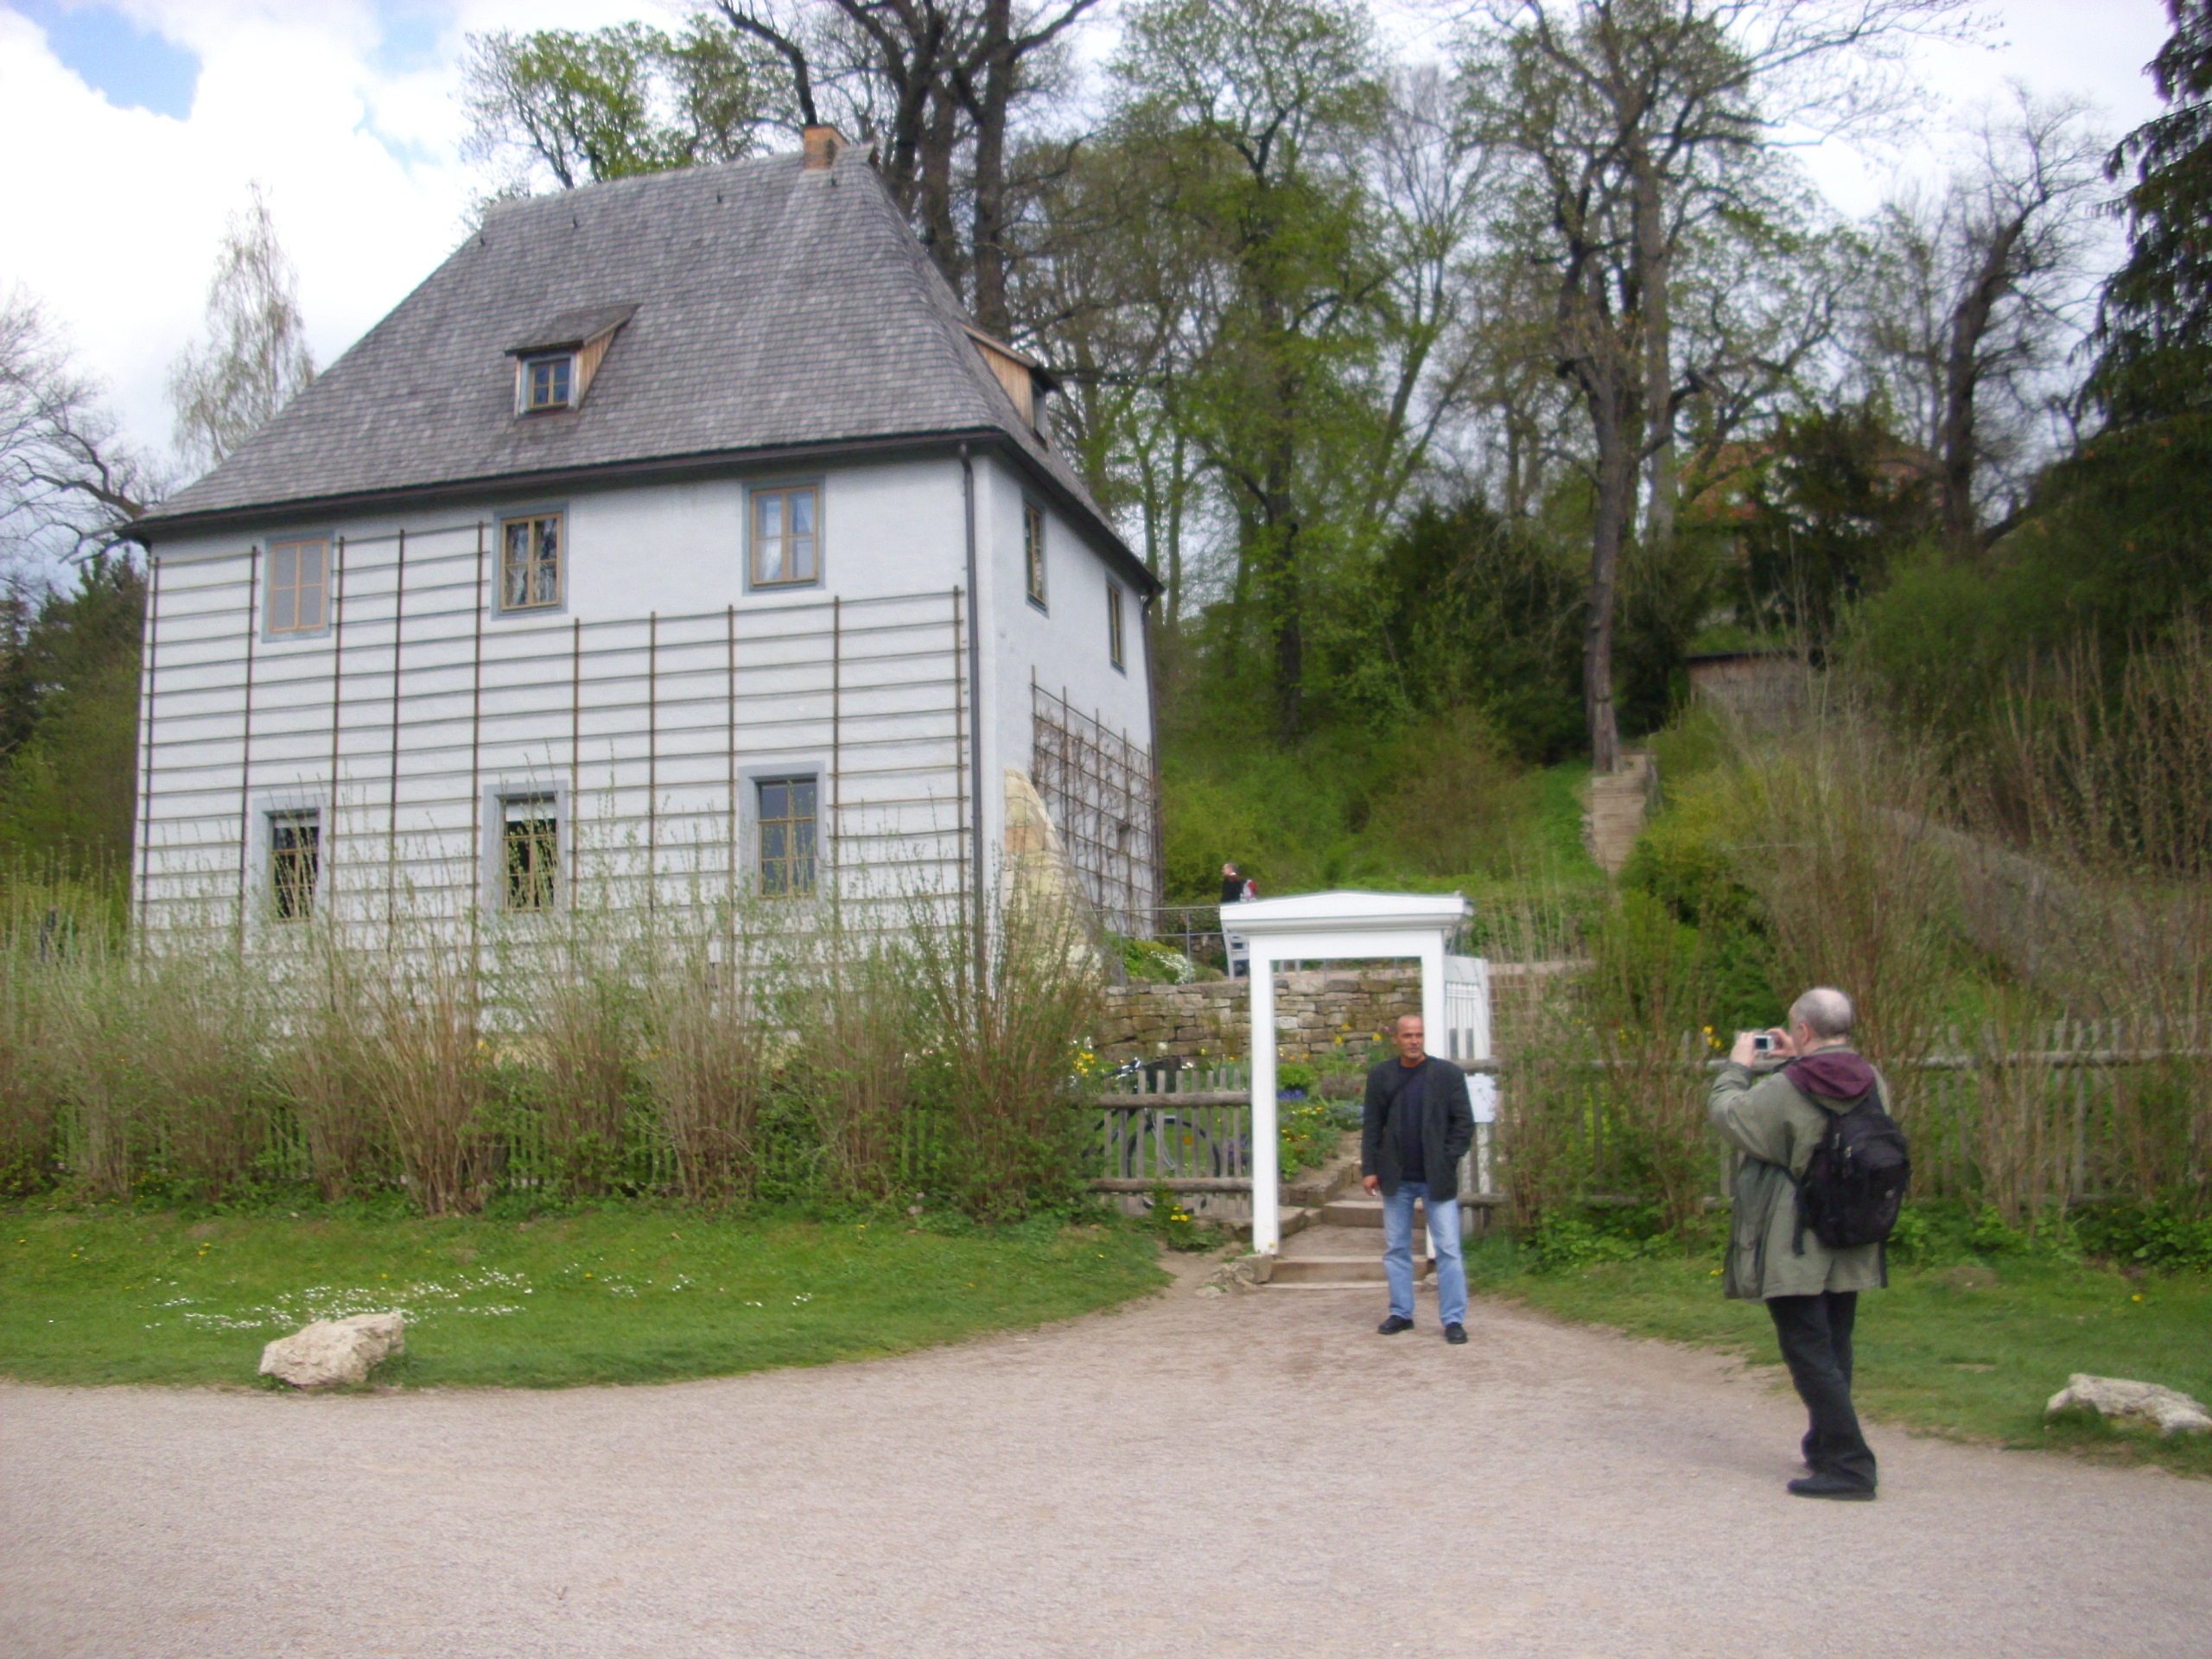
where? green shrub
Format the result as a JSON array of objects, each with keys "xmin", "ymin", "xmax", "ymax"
[
  {"xmin": 1278, "ymin": 1097, "xmax": 1339, "ymax": 1174},
  {"xmin": 1523, "ymin": 1206, "xmax": 1672, "ymax": 1272},
  {"xmin": 2073, "ymin": 1201, "xmax": 2212, "ymax": 1273}
]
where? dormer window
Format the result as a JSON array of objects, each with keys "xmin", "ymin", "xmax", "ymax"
[
  {"xmin": 522, "ymin": 353, "xmax": 573, "ymax": 412},
  {"xmin": 505, "ymin": 303, "xmax": 635, "ymax": 417},
  {"xmin": 964, "ymin": 324, "xmax": 1058, "ymax": 443}
]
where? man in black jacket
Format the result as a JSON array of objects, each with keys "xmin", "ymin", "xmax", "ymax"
[{"xmin": 1362, "ymin": 1014, "xmax": 1475, "ymax": 1344}]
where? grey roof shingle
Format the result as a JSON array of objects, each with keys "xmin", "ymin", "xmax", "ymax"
[{"xmin": 147, "ymin": 147, "xmax": 1137, "ymax": 575}]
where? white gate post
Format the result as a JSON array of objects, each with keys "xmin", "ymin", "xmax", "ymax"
[{"xmin": 1249, "ymin": 946, "xmax": 1280, "ymax": 1254}]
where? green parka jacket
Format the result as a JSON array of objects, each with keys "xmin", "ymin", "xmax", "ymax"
[{"xmin": 1708, "ymin": 1052, "xmax": 1890, "ymax": 1301}]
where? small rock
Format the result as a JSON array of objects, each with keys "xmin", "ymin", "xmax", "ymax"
[
  {"xmin": 2045, "ymin": 1373, "xmax": 2212, "ymax": 1437},
  {"xmin": 259, "ymin": 1313, "xmax": 406, "ymax": 1389},
  {"xmin": 1203, "ymin": 1255, "xmax": 1273, "ymax": 1294}
]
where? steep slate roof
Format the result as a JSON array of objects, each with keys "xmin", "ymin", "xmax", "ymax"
[{"xmin": 142, "ymin": 146, "xmax": 1144, "ymax": 582}]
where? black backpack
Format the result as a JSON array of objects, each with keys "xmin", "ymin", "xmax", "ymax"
[{"xmin": 1794, "ymin": 1087, "xmax": 1911, "ymax": 1253}]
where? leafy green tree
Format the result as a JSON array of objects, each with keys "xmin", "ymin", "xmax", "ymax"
[
  {"xmin": 0, "ymin": 555, "xmax": 144, "ymax": 875},
  {"xmin": 1108, "ymin": 0, "xmax": 1394, "ymax": 739},
  {"xmin": 1709, "ymin": 404, "xmax": 1936, "ymax": 644},
  {"xmin": 462, "ymin": 18, "xmax": 773, "ymax": 194},
  {"xmin": 2018, "ymin": 0, "xmax": 2212, "ymax": 639}
]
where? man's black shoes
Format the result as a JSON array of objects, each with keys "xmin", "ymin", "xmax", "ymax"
[
  {"xmin": 1444, "ymin": 1323, "xmax": 1468, "ymax": 1344},
  {"xmin": 1377, "ymin": 1315, "xmax": 1414, "ymax": 1335},
  {"xmin": 1786, "ymin": 1474, "xmax": 1875, "ymax": 1501}
]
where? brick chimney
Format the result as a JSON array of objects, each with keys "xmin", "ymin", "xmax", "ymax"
[{"xmin": 802, "ymin": 126, "xmax": 846, "ymax": 171}]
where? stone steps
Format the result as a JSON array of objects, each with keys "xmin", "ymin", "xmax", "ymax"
[{"xmin": 1585, "ymin": 751, "xmax": 1655, "ymax": 877}]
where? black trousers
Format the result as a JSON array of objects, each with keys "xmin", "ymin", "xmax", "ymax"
[{"xmin": 1765, "ymin": 1291, "xmax": 1876, "ymax": 1490}]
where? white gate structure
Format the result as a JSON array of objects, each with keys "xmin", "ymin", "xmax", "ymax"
[{"xmin": 1220, "ymin": 890, "xmax": 1474, "ymax": 1253}]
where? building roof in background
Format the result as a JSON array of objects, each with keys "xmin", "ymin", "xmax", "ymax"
[{"xmin": 137, "ymin": 145, "xmax": 1141, "ymax": 581}]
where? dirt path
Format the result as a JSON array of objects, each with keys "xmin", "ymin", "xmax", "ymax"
[{"xmin": 5, "ymin": 1263, "xmax": 2207, "ymax": 1658}]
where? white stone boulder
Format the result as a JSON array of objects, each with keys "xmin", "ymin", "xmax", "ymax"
[
  {"xmin": 258, "ymin": 1313, "xmax": 406, "ymax": 1389},
  {"xmin": 2044, "ymin": 1373, "xmax": 2212, "ymax": 1437}
]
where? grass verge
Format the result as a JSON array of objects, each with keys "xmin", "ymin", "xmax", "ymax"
[
  {"xmin": 1465, "ymin": 1238, "xmax": 2212, "ymax": 1478},
  {"xmin": 0, "ymin": 1205, "xmax": 1166, "ymax": 1389}
]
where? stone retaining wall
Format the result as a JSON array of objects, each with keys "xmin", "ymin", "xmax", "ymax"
[{"xmin": 1096, "ymin": 967, "xmax": 1425, "ymax": 1064}]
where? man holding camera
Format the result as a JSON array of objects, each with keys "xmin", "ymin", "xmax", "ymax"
[
  {"xmin": 1710, "ymin": 987, "xmax": 1889, "ymax": 1500},
  {"xmin": 1363, "ymin": 1014, "xmax": 1475, "ymax": 1344}
]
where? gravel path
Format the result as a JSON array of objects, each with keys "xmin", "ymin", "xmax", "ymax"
[{"xmin": 5, "ymin": 1262, "xmax": 2208, "ymax": 1658}]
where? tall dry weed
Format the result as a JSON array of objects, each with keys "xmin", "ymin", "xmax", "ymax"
[
  {"xmin": 1726, "ymin": 698, "xmax": 1952, "ymax": 1077},
  {"xmin": 642, "ymin": 936, "xmax": 775, "ymax": 1203},
  {"xmin": 907, "ymin": 889, "xmax": 1099, "ymax": 1219},
  {"xmin": 1589, "ymin": 892, "xmax": 1720, "ymax": 1233},
  {"xmin": 353, "ymin": 945, "xmax": 488, "ymax": 1215},
  {"xmin": 1972, "ymin": 627, "xmax": 2212, "ymax": 1206},
  {"xmin": 276, "ymin": 938, "xmax": 386, "ymax": 1199},
  {"xmin": 526, "ymin": 931, "xmax": 645, "ymax": 1197},
  {"xmin": 789, "ymin": 920, "xmax": 918, "ymax": 1201}
]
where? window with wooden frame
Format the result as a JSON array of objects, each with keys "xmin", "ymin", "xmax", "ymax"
[
  {"xmin": 750, "ymin": 485, "xmax": 820, "ymax": 587},
  {"xmin": 519, "ymin": 353, "xmax": 574, "ymax": 412},
  {"xmin": 499, "ymin": 512, "xmax": 563, "ymax": 611},
  {"xmin": 1023, "ymin": 500, "xmax": 1047, "ymax": 608},
  {"xmin": 1107, "ymin": 581, "xmax": 1126, "ymax": 671},
  {"xmin": 266, "ymin": 538, "xmax": 329, "ymax": 635},
  {"xmin": 755, "ymin": 776, "xmax": 817, "ymax": 896},
  {"xmin": 500, "ymin": 793, "xmax": 560, "ymax": 912},
  {"xmin": 269, "ymin": 809, "xmax": 320, "ymax": 920}
]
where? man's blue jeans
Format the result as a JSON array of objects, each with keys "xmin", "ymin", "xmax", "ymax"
[{"xmin": 1382, "ymin": 1179, "xmax": 1467, "ymax": 1327}]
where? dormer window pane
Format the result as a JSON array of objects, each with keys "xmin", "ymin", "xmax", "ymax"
[
  {"xmin": 501, "ymin": 512, "xmax": 563, "ymax": 609},
  {"xmin": 524, "ymin": 353, "xmax": 573, "ymax": 411}
]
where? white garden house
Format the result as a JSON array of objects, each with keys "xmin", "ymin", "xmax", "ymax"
[{"xmin": 122, "ymin": 130, "xmax": 1159, "ymax": 944}]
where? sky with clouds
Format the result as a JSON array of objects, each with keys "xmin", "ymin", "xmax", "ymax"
[{"xmin": 0, "ymin": 0, "xmax": 2180, "ymax": 481}]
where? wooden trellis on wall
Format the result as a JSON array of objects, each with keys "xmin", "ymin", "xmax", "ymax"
[{"xmin": 1030, "ymin": 674, "xmax": 1160, "ymax": 938}]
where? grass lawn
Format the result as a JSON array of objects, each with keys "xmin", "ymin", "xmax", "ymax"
[
  {"xmin": 1466, "ymin": 1239, "xmax": 2212, "ymax": 1477},
  {"xmin": 0, "ymin": 1205, "xmax": 1167, "ymax": 1389}
]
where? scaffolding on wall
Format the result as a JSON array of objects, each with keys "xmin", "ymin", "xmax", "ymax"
[{"xmin": 1030, "ymin": 675, "xmax": 1160, "ymax": 938}]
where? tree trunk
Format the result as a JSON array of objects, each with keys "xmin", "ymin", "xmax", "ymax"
[
  {"xmin": 1941, "ymin": 214, "xmax": 2025, "ymax": 553},
  {"xmin": 1634, "ymin": 145, "xmax": 1679, "ymax": 553},
  {"xmin": 967, "ymin": 3, "xmax": 1015, "ymax": 338},
  {"xmin": 917, "ymin": 86, "xmax": 965, "ymax": 298},
  {"xmin": 1584, "ymin": 378, "xmax": 1636, "ymax": 775}
]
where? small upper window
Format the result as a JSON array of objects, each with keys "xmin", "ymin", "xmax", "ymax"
[
  {"xmin": 500, "ymin": 512, "xmax": 563, "ymax": 611},
  {"xmin": 1107, "ymin": 581, "xmax": 1126, "ymax": 671},
  {"xmin": 267, "ymin": 538, "xmax": 328, "ymax": 635},
  {"xmin": 752, "ymin": 486, "xmax": 820, "ymax": 588},
  {"xmin": 520, "ymin": 353, "xmax": 574, "ymax": 413},
  {"xmin": 270, "ymin": 809, "xmax": 320, "ymax": 920},
  {"xmin": 1023, "ymin": 501, "xmax": 1047, "ymax": 608}
]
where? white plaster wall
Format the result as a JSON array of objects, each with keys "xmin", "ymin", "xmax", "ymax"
[
  {"xmin": 136, "ymin": 458, "xmax": 980, "ymax": 940},
  {"xmin": 978, "ymin": 452, "xmax": 1153, "ymax": 785}
]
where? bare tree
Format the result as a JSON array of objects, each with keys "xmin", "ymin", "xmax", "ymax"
[
  {"xmin": 1853, "ymin": 89, "xmax": 2107, "ymax": 550},
  {"xmin": 1, "ymin": 291, "xmax": 158, "ymax": 570},
  {"xmin": 1463, "ymin": 0, "xmax": 1976, "ymax": 772},
  {"xmin": 168, "ymin": 185, "xmax": 316, "ymax": 478},
  {"xmin": 713, "ymin": 0, "xmax": 1097, "ymax": 334}
]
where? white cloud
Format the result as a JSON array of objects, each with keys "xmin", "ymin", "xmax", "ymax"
[{"xmin": 0, "ymin": 0, "xmax": 2181, "ymax": 484}]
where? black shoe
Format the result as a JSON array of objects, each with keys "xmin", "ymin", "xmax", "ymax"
[
  {"xmin": 1444, "ymin": 1323, "xmax": 1468, "ymax": 1345},
  {"xmin": 1787, "ymin": 1474, "xmax": 1875, "ymax": 1502},
  {"xmin": 1377, "ymin": 1315, "xmax": 1414, "ymax": 1335}
]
